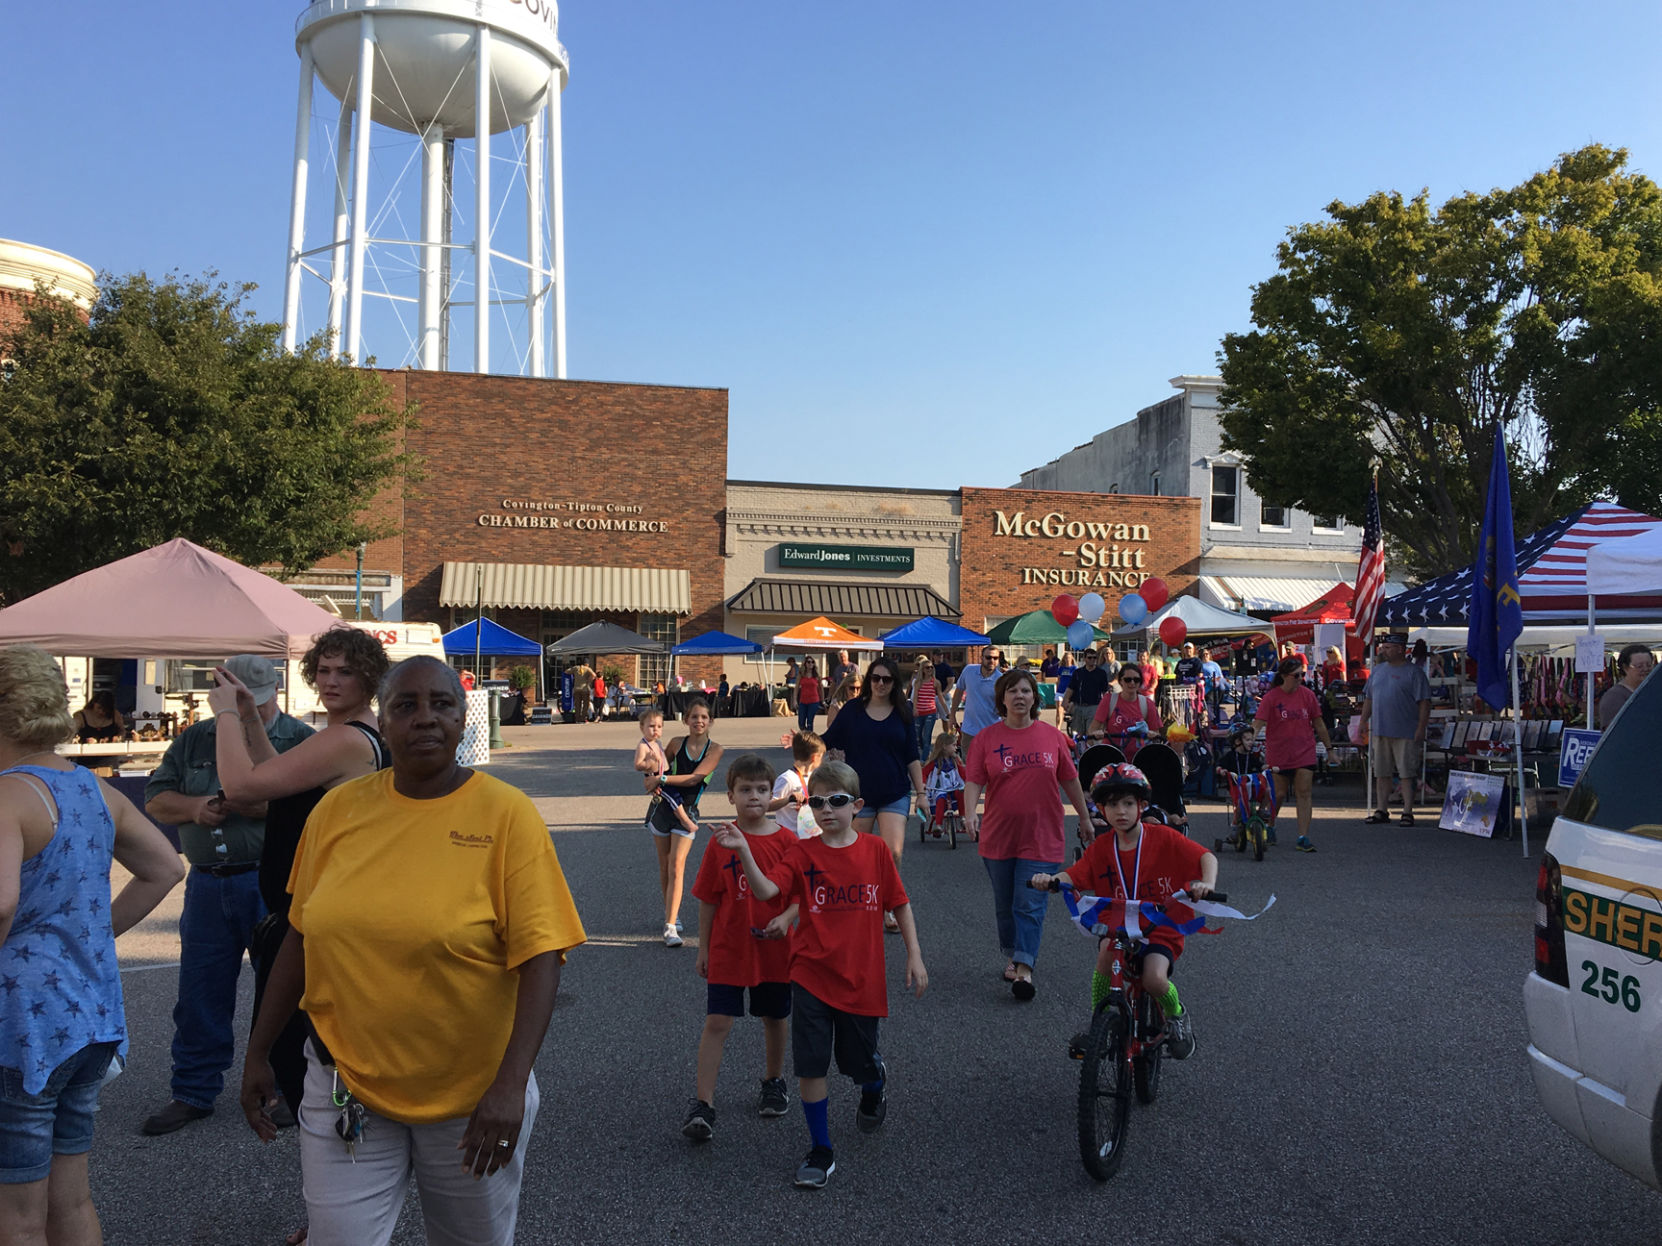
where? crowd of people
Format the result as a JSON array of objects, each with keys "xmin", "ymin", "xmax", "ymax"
[{"xmin": 8, "ymin": 624, "xmax": 1656, "ymax": 1235}]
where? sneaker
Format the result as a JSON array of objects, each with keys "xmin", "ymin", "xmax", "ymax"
[
  {"xmin": 1165, "ymin": 1010, "xmax": 1196, "ymax": 1060},
  {"xmin": 140, "ymin": 1099, "xmax": 212, "ymax": 1136},
  {"xmin": 855, "ymin": 1072, "xmax": 888, "ymax": 1134},
  {"xmin": 758, "ymin": 1077, "xmax": 790, "ymax": 1118},
  {"xmin": 1067, "ymin": 1032, "xmax": 1089, "ymax": 1060},
  {"xmin": 794, "ymin": 1145, "xmax": 836, "ymax": 1189},
  {"xmin": 1296, "ymin": 835, "xmax": 1316, "ymax": 853},
  {"xmin": 680, "ymin": 1100, "xmax": 715, "ymax": 1141},
  {"xmin": 675, "ymin": 919, "xmax": 685, "ymax": 932},
  {"xmin": 663, "ymin": 923, "xmax": 683, "ymax": 948}
]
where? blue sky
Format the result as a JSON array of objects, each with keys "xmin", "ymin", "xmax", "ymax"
[{"xmin": 7, "ymin": 2, "xmax": 1660, "ymax": 488}]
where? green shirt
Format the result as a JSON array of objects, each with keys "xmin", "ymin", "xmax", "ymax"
[{"xmin": 145, "ymin": 712, "xmax": 315, "ymax": 865}]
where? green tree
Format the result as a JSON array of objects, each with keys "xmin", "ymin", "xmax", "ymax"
[
  {"xmin": 1218, "ymin": 144, "xmax": 1662, "ymax": 579},
  {"xmin": 0, "ymin": 271, "xmax": 412, "ymax": 603}
]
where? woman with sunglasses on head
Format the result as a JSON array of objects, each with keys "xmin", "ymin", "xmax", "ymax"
[
  {"xmin": 819, "ymin": 655, "xmax": 926, "ymax": 934},
  {"xmin": 1088, "ymin": 663, "xmax": 1164, "ymax": 761},
  {"xmin": 962, "ymin": 669, "xmax": 1093, "ymax": 1001}
]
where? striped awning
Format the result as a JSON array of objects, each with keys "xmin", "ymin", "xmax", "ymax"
[
  {"xmin": 439, "ymin": 563, "xmax": 691, "ymax": 613},
  {"xmin": 726, "ymin": 578, "xmax": 958, "ymax": 619}
]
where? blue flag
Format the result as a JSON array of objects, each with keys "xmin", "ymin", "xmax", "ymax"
[{"xmin": 1468, "ymin": 423, "xmax": 1523, "ymax": 709}]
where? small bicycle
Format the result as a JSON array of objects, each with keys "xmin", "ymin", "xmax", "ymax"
[
  {"xmin": 1039, "ymin": 879, "xmax": 1225, "ymax": 1183},
  {"xmin": 1217, "ymin": 771, "xmax": 1279, "ymax": 863},
  {"xmin": 919, "ymin": 789, "xmax": 964, "ymax": 849}
]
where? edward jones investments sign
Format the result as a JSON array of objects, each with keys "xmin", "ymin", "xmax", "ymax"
[{"xmin": 778, "ymin": 544, "xmax": 914, "ymax": 572}]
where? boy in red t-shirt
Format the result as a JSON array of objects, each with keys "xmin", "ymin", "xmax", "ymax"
[
  {"xmin": 715, "ymin": 760, "xmax": 926, "ymax": 1191},
  {"xmin": 682, "ymin": 755, "xmax": 798, "ymax": 1142},
  {"xmin": 1030, "ymin": 762, "xmax": 1217, "ymax": 1060}
]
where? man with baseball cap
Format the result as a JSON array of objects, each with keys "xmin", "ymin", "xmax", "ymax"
[
  {"xmin": 1356, "ymin": 633, "xmax": 1432, "ymax": 826},
  {"xmin": 141, "ymin": 655, "xmax": 313, "ymax": 1135}
]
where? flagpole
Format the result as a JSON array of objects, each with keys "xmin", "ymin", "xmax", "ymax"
[{"xmin": 1510, "ymin": 648, "xmax": 1528, "ymax": 856}]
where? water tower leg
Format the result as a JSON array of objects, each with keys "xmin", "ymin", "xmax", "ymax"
[
  {"xmin": 282, "ymin": 49, "xmax": 315, "ymax": 355},
  {"xmin": 526, "ymin": 109, "xmax": 545, "ymax": 378},
  {"xmin": 345, "ymin": 14, "xmax": 376, "ymax": 365},
  {"xmin": 419, "ymin": 126, "xmax": 444, "ymax": 370},
  {"xmin": 474, "ymin": 26, "xmax": 493, "ymax": 374},
  {"xmin": 548, "ymin": 69, "xmax": 567, "ymax": 380},
  {"xmin": 327, "ymin": 97, "xmax": 352, "ymax": 357}
]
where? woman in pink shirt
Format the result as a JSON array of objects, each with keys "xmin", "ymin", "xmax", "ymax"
[
  {"xmin": 1089, "ymin": 664, "xmax": 1165, "ymax": 760},
  {"xmin": 962, "ymin": 670, "xmax": 1094, "ymax": 1002},
  {"xmin": 1253, "ymin": 657, "xmax": 1334, "ymax": 851}
]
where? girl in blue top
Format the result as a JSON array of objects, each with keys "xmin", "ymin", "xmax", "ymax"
[{"xmin": 0, "ymin": 645, "xmax": 183, "ymax": 1241}]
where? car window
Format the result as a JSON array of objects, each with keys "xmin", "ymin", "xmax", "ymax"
[{"xmin": 1562, "ymin": 671, "xmax": 1662, "ymax": 839}]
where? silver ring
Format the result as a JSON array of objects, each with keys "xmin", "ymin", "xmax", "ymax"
[{"xmin": 496, "ymin": 1140, "xmax": 512, "ymax": 1149}]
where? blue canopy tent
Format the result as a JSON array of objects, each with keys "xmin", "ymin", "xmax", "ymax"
[
  {"xmin": 877, "ymin": 616, "xmax": 990, "ymax": 648},
  {"xmin": 440, "ymin": 617, "xmax": 543, "ymax": 657},
  {"xmin": 670, "ymin": 630, "xmax": 764, "ymax": 657}
]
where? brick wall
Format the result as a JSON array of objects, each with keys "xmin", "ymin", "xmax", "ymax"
[
  {"xmin": 366, "ymin": 371, "xmax": 729, "ymax": 684},
  {"xmin": 958, "ymin": 487, "xmax": 1202, "ymax": 631}
]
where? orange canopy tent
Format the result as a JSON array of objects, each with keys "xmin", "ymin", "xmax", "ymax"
[{"xmin": 770, "ymin": 616, "xmax": 884, "ymax": 652}]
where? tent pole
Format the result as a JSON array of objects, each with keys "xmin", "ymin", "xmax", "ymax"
[
  {"xmin": 1586, "ymin": 594, "xmax": 1597, "ymax": 730},
  {"xmin": 475, "ymin": 565, "xmax": 483, "ymax": 680},
  {"xmin": 1511, "ymin": 646, "xmax": 1528, "ymax": 857}
]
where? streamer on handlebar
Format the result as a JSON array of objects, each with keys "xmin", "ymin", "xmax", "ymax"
[{"xmin": 1055, "ymin": 882, "xmax": 1276, "ymax": 940}]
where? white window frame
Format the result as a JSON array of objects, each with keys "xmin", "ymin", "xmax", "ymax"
[
  {"xmin": 1311, "ymin": 513, "xmax": 1345, "ymax": 533},
  {"xmin": 1260, "ymin": 501, "xmax": 1291, "ymax": 530},
  {"xmin": 1209, "ymin": 465, "xmax": 1241, "ymax": 529}
]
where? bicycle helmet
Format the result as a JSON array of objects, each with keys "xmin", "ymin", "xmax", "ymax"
[
  {"xmin": 1228, "ymin": 720, "xmax": 1252, "ymax": 741},
  {"xmin": 1090, "ymin": 762, "xmax": 1151, "ymax": 804}
]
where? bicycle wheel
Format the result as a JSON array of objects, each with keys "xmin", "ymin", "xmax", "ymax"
[
  {"xmin": 946, "ymin": 812, "xmax": 959, "ymax": 850},
  {"xmin": 1249, "ymin": 815, "xmax": 1265, "ymax": 862},
  {"xmin": 1077, "ymin": 1003, "xmax": 1132, "ymax": 1181},
  {"xmin": 1133, "ymin": 995, "xmax": 1163, "ymax": 1104}
]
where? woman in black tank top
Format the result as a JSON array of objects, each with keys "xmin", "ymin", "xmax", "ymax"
[{"xmin": 208, "ymin": 627, "xmax": 391, "ymax": 1242}]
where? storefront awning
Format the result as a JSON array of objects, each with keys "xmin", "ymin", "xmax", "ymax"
[
  {"xmin": 727, "ymin": 578, "xmax": 958, "ymax": 619},
  {"xmin": 439, "ymin": 562, "xmax": 691, "ymax": 613},
  {"xmin": 1200, "ymin": 574, "xmax": 1405, "ymax": 614}
]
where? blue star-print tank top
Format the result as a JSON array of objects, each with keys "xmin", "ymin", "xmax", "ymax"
[{"xmin": 0, "ymin": 765, "xmax": 126, "ymax": 1093}]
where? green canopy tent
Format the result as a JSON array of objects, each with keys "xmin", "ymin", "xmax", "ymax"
[{"xmin": 985, "ymin": 609, "xmax": 1112, "ymax": 647}]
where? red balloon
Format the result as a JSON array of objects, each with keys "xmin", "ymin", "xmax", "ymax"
[
  {"xmin": 1051, "ymin": 594, "xmax": 1079, "ymax": 626},
  {"xmin": 1158, "ymin": 616, "xmax": 1188, "ymax": 648},
  {"xmin": 1140, "ymin": 577, "xmax": 1170, "ymax": 611}
]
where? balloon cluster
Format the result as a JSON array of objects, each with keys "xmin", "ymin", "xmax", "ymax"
[
  {"xmin": 1111, "ymin": 577, "xmax": 1187, "ymax": 647},
  {"xmin": 1049, "ymin": 590, "xmax": 1108, "ymax": 649}
]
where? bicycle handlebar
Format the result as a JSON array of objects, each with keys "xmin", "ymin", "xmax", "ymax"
[{"xmin": 1036, "ymin": 878, "xmax": 1227, "ymax": 904}]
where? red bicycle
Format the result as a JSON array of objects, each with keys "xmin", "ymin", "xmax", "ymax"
[{"xmin": 1039, "ymin": 879, "xmax": 1224, "ymax": 1182}]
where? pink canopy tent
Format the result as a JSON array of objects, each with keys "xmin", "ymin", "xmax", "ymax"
[{"xmin": 0, "ymin": 539, "xmax": 345, "ymax": 658}]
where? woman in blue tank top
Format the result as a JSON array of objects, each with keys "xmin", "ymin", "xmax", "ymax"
[{"xmin": 0, "ymin": 645, "xmax": 183, "ymax": 1241}]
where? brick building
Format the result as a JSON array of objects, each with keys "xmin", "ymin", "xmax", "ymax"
[
  {"xmin": 303, "ymin": 370, "xmax": 730, "ymax": 686},
  {"xmin": 0, "ymin": 239, "xmax": 97, "ymax": 342},
  {"xmin": 959, "ymin": 486, "xmax": 1202, "ymax": 655}
]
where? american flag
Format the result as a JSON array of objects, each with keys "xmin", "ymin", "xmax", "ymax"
[{"xmin": 1354, "ymin": 476, "xmax": 1386, "ymax": 647}]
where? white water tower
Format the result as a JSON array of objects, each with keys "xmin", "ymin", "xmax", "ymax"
[{"xmin": 282, "ymin": 0, "xmax": 569, "ymax": 376}]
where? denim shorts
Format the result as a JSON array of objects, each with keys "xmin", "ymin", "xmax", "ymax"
[
  {"xmin": 854, "ymin": 794, "xmax": 913, "ymax": 820},
  {"xmin": 0, "ymin": 1041, "xmax": 118, "ymax": 1184}
]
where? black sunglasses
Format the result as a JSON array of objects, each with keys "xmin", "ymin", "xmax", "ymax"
[
  {"xmin": 1121, "ymin": 676, "xmax": 1143, "ymax": 685},
  {"xmin": 806, "ymin": 793, "xmax": 856, "ymax": 810},
  {"xmin": 867, "ymin": 674, "xmax": 894, "ymax": 684}
]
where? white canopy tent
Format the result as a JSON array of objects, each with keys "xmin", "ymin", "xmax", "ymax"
[
  {"xmin": 1582, "ymin": 528, "xmax": 1662, "ymax": 726},
  {"xmin": 1111, "ymin": 595, "xmax": 1276, "ymax": 640}
]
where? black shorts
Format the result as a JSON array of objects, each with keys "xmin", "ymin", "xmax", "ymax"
[
  {"xmin": 790, "ymin": 984, "xmax": 882, "ymax": 1082},
  {"xmin": 1273, "ymin": 766, "xmax": 1313, "ymax": 777},
  {"xmin": 707, "ymin": 981, "xmax": 792, "ymax": 1019},
  {"xmin": 1130, "ymin": 943, "xmax": 1177, "ymax": 975}
]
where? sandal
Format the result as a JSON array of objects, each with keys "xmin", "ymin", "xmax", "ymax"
[
  {"xmin": 1400, "ymin": 812, "xmax": 1416, "ymax": 826},
  {"xmin": 1363, "ymin": 810, "xmax": 1391, "ymax": 824},
  {"xmin": 1002, "ymin": 962, "xmax": 1019, "ymax": 983}
]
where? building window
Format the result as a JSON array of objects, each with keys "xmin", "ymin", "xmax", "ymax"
[
  {"xmin": 1311, "ymin": 514, "xmax": 1344, "ymax": 532},
  {"xmin": 1109, "ymin": 483, "xmax": 1119, "ymax": 494},
  {"xmin": 636, "ymin": 613, "xmax": 679, "ymax": 689},
  {"xmin": 1261, "ymin": 503, "xmax": 1289, "ymax": 529},
  {"xmin": 742, "ymin": 625, "xmax": 775, "ymax": 665},
  {"xmin": 1150, "ymin": 473, "xmax": 1161, "ymax": 497},
  {"xmin": 1210, "ymin": 466, "xmax": 1239, "ymax": 527}
]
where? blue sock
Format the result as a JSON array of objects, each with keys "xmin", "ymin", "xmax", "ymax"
[
  {"xmin": 803, "ymin": 1096, "xmax": 831, "ymax": 1150},
  {"xmin": 861, "ymin": 1076, "xmax": 885, "ymax": 1095}
]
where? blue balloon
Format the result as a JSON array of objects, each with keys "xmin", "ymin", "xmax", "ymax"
[
  {"xmin": 1066, "ymin": 619, "xmax": 1096, "ymax": 649},
  {"xmin": 1078, "ymin": 592, "xmax": 1106, "ymax": 624},
  {"xmin": 1119, "ymin": 593, "xmax": 1148, "ymax": 625}
]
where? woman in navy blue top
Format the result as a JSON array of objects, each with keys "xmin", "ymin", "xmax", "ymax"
[
  {"xmin": 0, "ymin": 644, "xmax": 183, "ymax": 1242},
  {"xmin": 819, "ymin": 654, "xmax": 926, "ymax": 932}
]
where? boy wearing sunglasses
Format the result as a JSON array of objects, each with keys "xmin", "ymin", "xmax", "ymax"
[
  {"xmin": 713, "ymin": 760, "xmax": 926, "ymax": 1191},
  {"xmin": 683, "ymin": 755, "xmax": 799, "ymax": 1143}
]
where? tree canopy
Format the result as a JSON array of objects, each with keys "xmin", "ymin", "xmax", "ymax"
[
  {"xmin": 0, "ymin": 272, "xmax": 411, "ymax": 604},
  {"xmin": 1218, "ymin": 144, "xmax": 1662, "ymax": 579}
]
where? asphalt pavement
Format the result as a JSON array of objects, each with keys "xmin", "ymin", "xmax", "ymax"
[{"xmin": 94, "ymin": 717, "xmax": 1661, "ymax": 1244}]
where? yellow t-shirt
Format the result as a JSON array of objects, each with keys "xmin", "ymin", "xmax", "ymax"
[{"xmin": 288, "ymin": 769, "xmax": 586, "ymax": 1122}]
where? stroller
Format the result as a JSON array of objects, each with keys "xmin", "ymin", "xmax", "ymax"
[{"xmin": 1073, "ymin": 737, "xmax": 1189, "ymax": 860}]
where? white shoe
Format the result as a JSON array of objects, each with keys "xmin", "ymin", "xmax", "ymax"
[
  {"xmin": 664, "ymin": 923, "xmax": 683, "ymax": 948},
  {"xmin": 675, "ymin": 919, "xmax": 684, "ymax": 932}
]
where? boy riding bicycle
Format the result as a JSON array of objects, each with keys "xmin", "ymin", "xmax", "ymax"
[{"xmin": 1029, "ymin": 763, "xmax": 1217, "ymax": 1060}]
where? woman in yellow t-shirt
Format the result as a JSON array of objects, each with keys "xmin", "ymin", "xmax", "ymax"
[{"xmin": 240, "ymin": 656, "xmax": 585, "ymax": 1246}]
